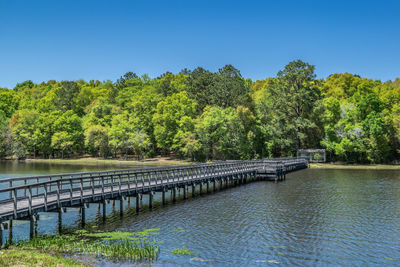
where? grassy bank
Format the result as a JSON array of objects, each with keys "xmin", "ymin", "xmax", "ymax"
[
  {"xmin": 23, "ymin": 157, "xmax": 191, "ymax": 167},
  {"xmin": 1, "ymin": 229, "xmax": 161, "ymax": 266},
  {"xmin": 0, "ymin": 248, "xmax": 85, "ymax": 266},
  {"xmin": 310, "ymin": 163, "xmax": 400, "ymax": 170}
]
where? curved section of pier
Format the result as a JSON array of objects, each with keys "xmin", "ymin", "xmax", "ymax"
[{"xmin": 0, "ymin": 158, "xmax": 307, "ymax": 244}]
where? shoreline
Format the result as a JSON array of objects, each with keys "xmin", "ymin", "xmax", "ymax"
[
  {"xmin": 0, "ymin": 248, "xmax": 85, "ymax": 266},
  {"xmin": 1, "ymin": 157, "xmax": 192, "ymax": 167},
  {"xmin": 310, "ymin": 163, "xmax": 400, "ymax": 170},
  {"xmin": 3, "ymin": 159, "xmax": 400, "ymax": 170}
]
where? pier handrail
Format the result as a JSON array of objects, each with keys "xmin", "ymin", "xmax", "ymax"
[
  {"xmin": 0, "ymin": 160, "xmax": 271, "ymax": 201},
  {"xmin": 0, "ymin": 161, "xmax": 269, "ymax": 216},
  {"xmin": 0, "ymin": 159, "xmax": 307, "ymax": 195},
  {"xmin": 0, "ymin": 158, "xmax": 308, "ymax": 222},
  {"xmin": 0, "ymin": 161, "xmax": 265, "ymax": 184},
  {"xmin": 0, "ymin": 158, "xmax": 307, "ymax": 192}
]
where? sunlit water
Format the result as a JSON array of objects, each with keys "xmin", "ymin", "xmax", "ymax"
[{"xmin": 1, "ymin": 162, "xmax": 400, "ymax": 266}]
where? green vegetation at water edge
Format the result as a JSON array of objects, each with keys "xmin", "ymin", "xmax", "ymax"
[
  {"xmin": 0, "ymin": 248, "xmax": 85, "ymax": 266},
  {"xmin": 1, "ymin": 61, "xmax": 400, "ymax": 163},
  {"xmin": 7, "ymin": 229, "xmax": 161, "ymax": 265}
]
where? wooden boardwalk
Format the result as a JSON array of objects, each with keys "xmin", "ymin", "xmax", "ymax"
[{"xmin": 0, "ymin": 158, "xmax": 307, "ymax": 243}]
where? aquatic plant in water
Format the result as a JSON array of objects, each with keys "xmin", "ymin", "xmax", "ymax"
[
  {"xmin": 13, "ymin": 229, "xmax": 161, "ymax": 262},
  {"xmin": 171, "ymin": 247, "xmax": 195, "ymax": 256},
  {"xmin": 170, "ymin": 227, "xmax": 185, "ymax": 233}
]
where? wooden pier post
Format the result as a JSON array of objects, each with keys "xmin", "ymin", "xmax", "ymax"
[
  {"xmin": 192, "ymin": 184, "xmax": 195, "ymax": 197},
  {"xmin": 213, "ymin": 180, "xmax": 216, "ymax": 192},
  {"xmin": 8, "ymin": 220, "xmax": 12, "ymax": 244},
  {"xmin": 149, "ymin": 192, "xmax": 153, "ymax": 209},
  {"xmin": 0, "ymin": 220, "xmax": 3, "ymax": 247},
  {"xmin": 120, "ymin": 197, "xmax": 124, "ymax": 216},
  {"xmin": 102, "ymin": 201, "xmax": 107, "ymax": 222},
  {"xmin": 58, "ymin": 209, "xmax": 62, "ymax": 234},
  {"xmin": 33, "ymin": 215, "xmax": 38, "ymax": 237},
  {"xmin": 199, "ymin": 183, "xmax": 203, "ymax": 195},
  {"xmin": 136, "ymin": 194, "xmax": 140, "ymax": 213},
  {"xmin": 29, "ymin": 214, "xmax": 37, "ymax": 240},
  {"xmin": 173, "ymin": 187, "xmax": 177, "ymax": 202},
  {"xmin": 162, "ymin": 189, "xmax": 166, "ymax": 205},
  {"xmin": 183, "ymin": 185, "xmax": 187, "ymax": 199},
  {"xmin": 206, "ymin": 181, "xmax": 209, "ymax": 193},
  {"xmin": 81, "ymin": 206, "xmax": 86, "ymax": 228}
]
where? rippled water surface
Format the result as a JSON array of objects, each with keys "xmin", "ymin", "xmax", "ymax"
[{"xmin": 1, "ymin": 164, "xmax": 400, "ymax": 266}]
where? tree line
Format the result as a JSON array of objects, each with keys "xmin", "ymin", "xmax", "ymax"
[{"xmin": 1, "ymin": 60, "xmax": 399, "ymax": 163}]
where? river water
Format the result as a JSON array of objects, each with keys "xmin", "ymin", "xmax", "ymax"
[{"xmin": 1, "ymin": 162, "xmax": 399, "ymax": 266}]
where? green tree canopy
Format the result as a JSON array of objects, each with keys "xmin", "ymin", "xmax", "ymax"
[{"xmin": 153, "ymin": 91, "xmax": 197, "ymax": 152}]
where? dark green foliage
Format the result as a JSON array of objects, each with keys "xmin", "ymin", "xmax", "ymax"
[
  {"xmin": 186, "ymin": 65, "xmax": 251, "ymax": 111},
  {"xmin": 115, "ymin": 72, "xmax": 139, "ymax": 90},
  {"xmin": 13, "ymin": 80, "xmax": 34, "ymax": 92},
  {"xmin": 255, "ymin": 60, "xmax": 321, "ymax": 157},
  {"xmin": 55, "ymin": 81, "xmax": 80, "ymax": 112},
  {"xmin": 186, "ymin": 67, "xmax": 214, "ymax": 111},
  {"xmin": 210, "ymin": 64, "xmax": 251, "ymax": 108}
]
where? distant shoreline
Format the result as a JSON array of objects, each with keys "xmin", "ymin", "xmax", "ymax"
[
  {"xmin": 2, "ymin": 157, "xmax": 192, "ymax": 167},
  {"xmin": 4, "ymin": 159, "xmax": 400, "ymax": 170},
  {"xmin": 310, "ymin": 163, "xmax": 400, "ymax": 170}
]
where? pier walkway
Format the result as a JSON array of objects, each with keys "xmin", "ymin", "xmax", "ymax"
[{"xmin": 0, "ymin": 158, "xmax": 307, "ymax": 244}]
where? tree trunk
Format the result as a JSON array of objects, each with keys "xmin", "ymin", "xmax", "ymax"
[{"xmin": 296, "ymin": 127, "xmax": 301, "ymax": 151}]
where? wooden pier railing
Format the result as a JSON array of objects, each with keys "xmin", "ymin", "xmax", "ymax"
[{"xmin": 0, "ymin": 158, "xmax": 307, "ymax": 245}]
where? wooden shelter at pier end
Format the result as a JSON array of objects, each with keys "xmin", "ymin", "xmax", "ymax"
[{"xmin": 297, "ymin": 149, "xmax": 326, "ymax": 162}]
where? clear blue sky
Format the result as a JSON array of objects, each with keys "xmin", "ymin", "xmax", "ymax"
[{"xmin": 0, "ymin": 0, "xmax": 399, "ymax": 88}]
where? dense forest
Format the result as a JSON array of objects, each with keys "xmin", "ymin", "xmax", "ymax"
[{"xmin": 1, "ymin": 60, "xmax": 399, "ymax": 163}]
